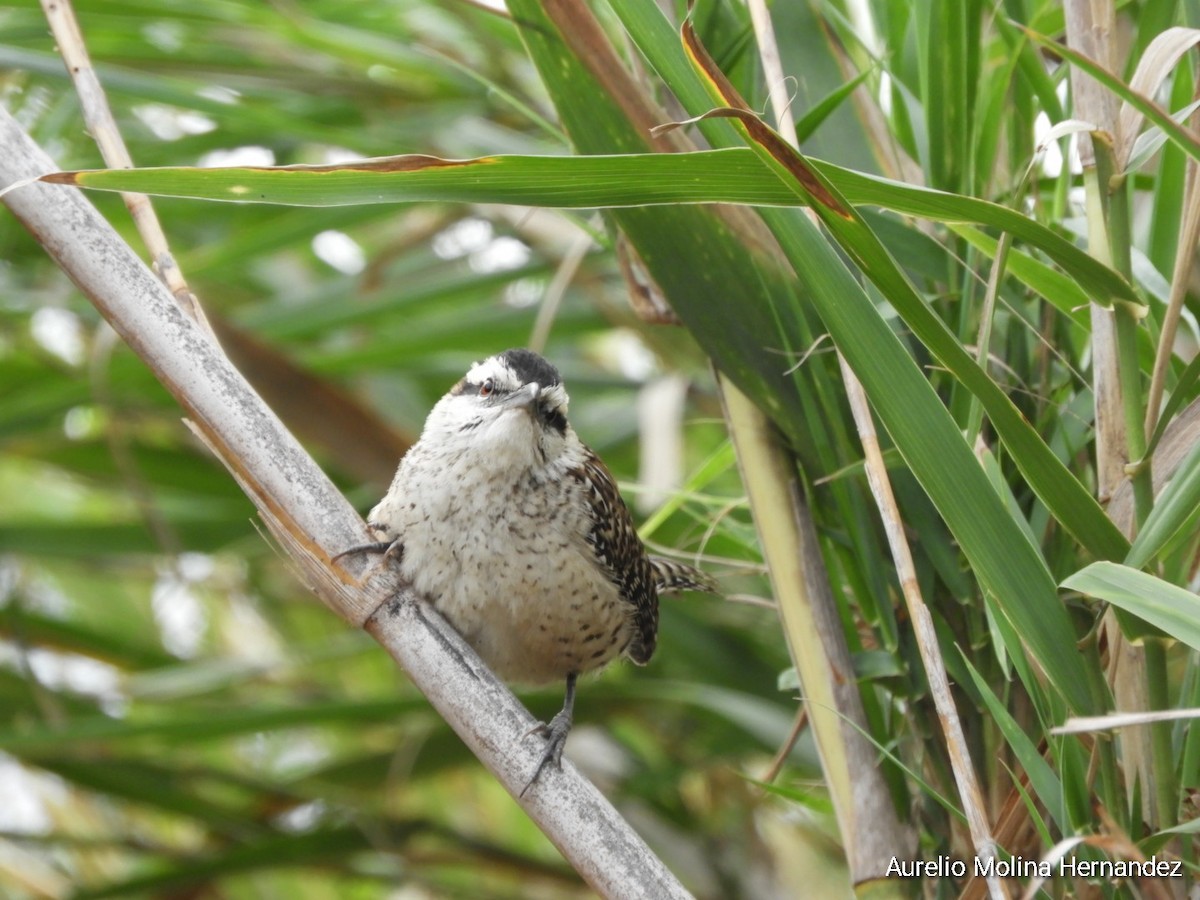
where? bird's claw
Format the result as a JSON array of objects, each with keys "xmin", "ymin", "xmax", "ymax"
[
  {"xmin": 330, "ymin": 539, "xmax": 403, "ymax": 566},
  {"xmin": 519, "ymin": 709, "xmax": 572, "ymax": 797}
]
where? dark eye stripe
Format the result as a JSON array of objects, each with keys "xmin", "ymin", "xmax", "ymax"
[{"xmin": 541, "ymin": 406, "xmax": 567, "ymax": 434}]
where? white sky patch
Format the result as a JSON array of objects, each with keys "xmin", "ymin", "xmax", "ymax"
[
  {"xmin": 0, "ymin": 644, "xmax": 125, "ymax": 712},
  {"xmin": 141, "ymin": 20, "xmax": 185, "ymax": 53},
  {"xmin": 469, "ymin": 235, "xmax": 531, "ymax": 273},
  {"xmin": 238, "ymin": 730, "xmax": 329, "ymax": 780},
  {"xmin": 134, "ymin": 104, "xmax": 216, "ymax": 141},
  {"xmin": 152, "ymin": 563, "xmax": 208, "ymax": 659},
  {"xmin": 31, "ymin": 307, "xmax": 84, "ymax": 366},
  {"xmin": 432, "ymin": 217, "xmax": 493, "ymax": 259},
  {"xmin": 433, "ymin": 221, "xmax": 532, "ymax": 273},
  {"xmin": 504, "ymin": 276, "xmax": 545, "ymax": 308},
  {"xmin": 607, "ymin": 329, "xmax": 657, "ymax": 381},
  {"xmin": 224, "ymin": 591, "xmax": 281, "ymax": 654},
  {"xmin": 271, "ymin": 736, "xmax": 331, "ymax": 777},
  {"xmin": 198, "ymin": 145, "xmax": 276, "ymax": 168},
  {"xmin": 321, "ymin": 146, "xmax": 367, "ymax": 165},
  {"xmin": 312, "ymin": 230, "xmax": 366, "ymax": 274},
  {"xmin": 196, "ymin": 84, "xmax": 240, "ymax": 105},
  {"xmin": 275, "ymin": 799, "xmax": 327, "ymax": 833},
  {"xmin": 53, "ymin": 653, "xmax": 124, "ymax": 715},
  {"xmin": 177, "ymin": 552, "xmax": 215, "ymax": 582},
  {"xmin": 0, "ymin": 754, "xmax": 62, "ymax": 834},
  {"xmin": 20, "ymin": 575, "xmax": 69, "ymax": 618},
  {"xmin": 637, "ymin": 374, "xmax": 687, "ymax": 511}
]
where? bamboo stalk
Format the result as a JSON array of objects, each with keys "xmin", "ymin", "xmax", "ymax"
[
  {"xmin": 838, "ymin": 356, "xmax": 1007, "ymax": 900},
  {"xmin": 718, "ymin": 376, "xmax": 913, "ymax": 892},
  {"xmin": 1063, "ymin": 0, "xmax": 1173, "ymax": 840}
]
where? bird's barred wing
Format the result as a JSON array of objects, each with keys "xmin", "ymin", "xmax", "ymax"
[{"xmin": 568, "ymin": 452, "xmax": 659, "ymax": 665}]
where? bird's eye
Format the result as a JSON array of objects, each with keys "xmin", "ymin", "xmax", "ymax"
[{"xmin": 479, "ymin": 378, "xmax": 494, "ymax": 398}]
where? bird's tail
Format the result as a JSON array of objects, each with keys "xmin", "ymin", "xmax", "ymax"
[{"xmin": 648, "ymin": 556, "xmax": 717, "ymax": 595}]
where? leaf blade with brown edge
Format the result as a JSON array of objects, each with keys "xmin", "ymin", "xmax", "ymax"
[{"xmin": 34, "ymin": 149, "xmax": 1137, "ymax": 308}]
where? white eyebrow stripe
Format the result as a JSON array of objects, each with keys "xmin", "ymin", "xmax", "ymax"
[{"xmin": 465, "ymin": 357, "xmax": 518, "ymax": 388}]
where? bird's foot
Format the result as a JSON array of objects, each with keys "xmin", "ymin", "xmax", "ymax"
[
  {"xmin": 520, "ymin": 708, "xmax": 573, "ymax": 797},
  {"xmin": 331, "ymin": 538, "xmax": 403, "ymax": 566}
]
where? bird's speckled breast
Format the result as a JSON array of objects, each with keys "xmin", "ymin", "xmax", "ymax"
[{"xmin": 369, "ymin": 443, "xmax": 634, "ymax": 685}]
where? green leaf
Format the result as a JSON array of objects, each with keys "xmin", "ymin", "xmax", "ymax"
[
  {"xmin": 1126, "ymin": 440, "xmax": 1200, "ymax": 569},
  {"xmin": 676, "ymin": 11, "xmax": 1101, "ymax": 711},
  {"xmin": 762, "ymin": 202, "xmax": 1097, "ymax": 711},
  {"xmin": 0, "ymin": 698, "xmax": 427, "ymax": 751},
  {"xmin": 960, "ymin": 651, "xmax": 1066, "ymax": 830},
  {"xmin": 1144, "ymin": 350, "xmax": 1200, "ymax": 463},
  {"xmin": 1022, "ymin": 24, "xmax": 1200, "ymax": 166},
  {"xmin": 1062, "ymin": 562, "xmax": 1200, "ymax": 651},
  {"xmin": 39, "ymin": 149, "xmax": 1139, "ymax": 309},
  {"xmin": 949, "ymin": 223, "xmax": 1089, "ymax": 323},
  {"xmin": 794, "ymin": 68, "xmax": 874, "ymax": 143}
]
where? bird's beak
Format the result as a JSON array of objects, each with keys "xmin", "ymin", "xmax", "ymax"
[{"xmin": 501, "ymin": 382, "xmax": 539, "ymax": 412}]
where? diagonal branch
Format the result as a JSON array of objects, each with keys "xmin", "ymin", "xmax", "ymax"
[{"xmin": 0, "ymin": 106, "xmax": 690, "ymax": 900}]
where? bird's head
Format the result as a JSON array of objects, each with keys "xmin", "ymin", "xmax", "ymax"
[{"xmin": 421, "ymin": 348, "xmax": 575, "ymax": 468}]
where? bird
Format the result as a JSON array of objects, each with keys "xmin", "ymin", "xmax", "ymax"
[{"xmin": 334, "ymin": 348, "xmax": 714, "ymax": 794}]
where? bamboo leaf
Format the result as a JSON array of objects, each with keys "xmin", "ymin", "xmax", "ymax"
[
  {"xmin": 949, "ymin": 223, "xmax": 1089, "ymax": 322},
  {"xmin": 1143, "ymin": 353, "xmax": 1200, "ymax": 462},
  {"xmin": 36, "ymin": 149, "xmax": 1139, "ymax": 309},
  {"xmin": 1125, "ymin": 440, "xmax": 1200, "ymax": 569},
  {"xmin": 673, "ymin": 14, "xmax": 1099, "ymax": 711},
  {"xmin": 1022, "ymin": 24, "xmax": 1200, "ymax": 167},
  {"xmin": 677, "ymin": 21, "xmax": 1129, "ymax": 568},
  {"xmin": 0, "ymin": 699, "xmax": 427, "ymax": 751},
  {"xmin": 1117, "ymin": 27, "xmax": 1200, "ymax": 171},
  {"xmin": 794, "ymin": 68, "xmax": 874, "ymax": 143},
  {"xmin": 1126, "ymin": 98, "xmax": 1200, "ymax": 173},
  {"xmin": 1063, "ymin": 562, "xmax": 1200, "ymax": 652},
  {"xmin": 959, "ymin": 651, "xmax": 1066, "ymax": 830}
]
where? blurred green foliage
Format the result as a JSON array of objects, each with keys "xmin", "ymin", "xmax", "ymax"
[{"xmin": 3, "ymin": 0, "xmax": 1200, "ymax": 898}]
